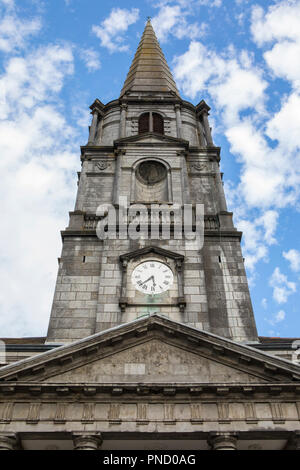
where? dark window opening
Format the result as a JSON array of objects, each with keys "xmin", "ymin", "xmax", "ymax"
[
  {"xmin": 138, "ymin": 112, "xmax": 150, "ymax": 133},
  {"xmin": 153, "ymin": 113, "xmax": 164, "ymax": 134},
  {"xmin": 138, "ymin": 112, "xmax": 164, "ymax": 135}
]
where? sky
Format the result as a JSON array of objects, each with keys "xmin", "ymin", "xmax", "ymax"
[{"xmin": 0, "ymin": 0, "xmax": 300, "ymax": 339}]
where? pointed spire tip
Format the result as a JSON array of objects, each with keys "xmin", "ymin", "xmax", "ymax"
[{"xmin": 119, "ymin": 17, "xmax": 180, "ymax": 98}]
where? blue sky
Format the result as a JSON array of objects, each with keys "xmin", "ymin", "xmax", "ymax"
[{"xmin": 0, "ymin": 0, "xmax": 300, "ymax": 339}]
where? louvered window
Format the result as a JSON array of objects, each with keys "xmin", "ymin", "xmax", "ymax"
[
  {"xmin": 138, "ymin": 113, "xmax": 150, "ymax": 133},
  {"xmin": 153, "ymin": 113, "xmax": 164, "ymax": 134},
  {"xmin": 138, "ymin": 112, "xmax": 164, "ymax": 135}
]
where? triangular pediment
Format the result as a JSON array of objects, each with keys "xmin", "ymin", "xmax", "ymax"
[
  {"xmin": 1, "ymin": 316, "xmax": 300, "ymax": 388},
  {"xmin": 114, "ymin": 132, "xmax": 189, "ymax": 147},
  {"xmin": 120, "ymin": 246, "xmax": 184, "ymax": 263}
]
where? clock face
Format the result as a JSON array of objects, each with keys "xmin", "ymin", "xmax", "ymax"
[{"xmin": 131, "ymin": 261, "xmax": 174, "ymax": 295}]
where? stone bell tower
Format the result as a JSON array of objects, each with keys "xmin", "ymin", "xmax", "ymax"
[{"xmin": 46, "ymin": 20, "xmax": 258, "ymax": 344}]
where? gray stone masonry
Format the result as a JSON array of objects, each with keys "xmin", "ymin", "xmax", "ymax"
[{"xmin": 46, "ymin": 25, "xmax": 257, "ymax": 344}]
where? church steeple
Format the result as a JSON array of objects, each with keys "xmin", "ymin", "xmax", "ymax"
[{"xmin": 120, "ymin": 19, "xmax": 180, "ymax": 97}]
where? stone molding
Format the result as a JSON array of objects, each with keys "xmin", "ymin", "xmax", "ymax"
[{"xmin": 1, "ymin": 315, "xmax": 300, "ymax": 384}]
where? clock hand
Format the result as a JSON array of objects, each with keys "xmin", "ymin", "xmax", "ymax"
[{"xmin": 140, "ymin": 275, "xmax": 153, "ymax": 285}]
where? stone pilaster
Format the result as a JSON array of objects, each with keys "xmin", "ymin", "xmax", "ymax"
[
  {"xmin": 208, "ymin": 432, "xmax": 238, "ymax": 450},
  {"xmin": 72, "ymin": 433, "xmax": 103, "ymax": 450},
  {"xmin": 175, "ymin": 104, "xmax": 182, "ymax": 139}
]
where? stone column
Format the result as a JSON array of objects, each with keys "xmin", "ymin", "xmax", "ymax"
[
  {"xmin": 202, "ymin": 111, "xmax": 214, "ymax": 146},
  {"xmin": 88, "ymin": 111, "xmax": 99, "ymax": 145},
  {"xmin": 119, "ymin": 104, "xmax": 127, "ymax": 138},
  {"xmin": 208, "ymin": 432, "xmax": 238, "ymax": 450},
  {"xmin": 175, "ymin": 104, "xmax": 182, "ymax": 139},
  {"xmin": 73, "ymin": 433, "xmax": 103, "ymax": 450},
  {"xmin": 0, "ymin": 433, "xmax": 18, "ymax": 450}
]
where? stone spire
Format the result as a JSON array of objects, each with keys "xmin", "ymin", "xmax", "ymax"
[{"xmin": 120, "ymin": 19, "xmax": 180, "ymax": 97}]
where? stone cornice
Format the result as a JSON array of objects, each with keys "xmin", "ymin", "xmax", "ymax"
[
  {"xmin": 60, "ymin": 229, "xmax": 242, "ymax": 241},
  {"xmin": 1, "ymin": 382, "xmax": 300, "ymax": 398},
  {"xmin": 113, "ymin": 133, "xmax": 190, "ymax": 149},
  {"xmin": 79, "ymin": 145, "xmax": 221, "ymax": 161},
  {"xmin": 119, "ymin": 246, "xmax": 184, "ymax": 263},
  {"xmin": 195, "ymin": 100, "xmax": 211, "ymax": 115},
  {"xmin": 89, "ymin": 99, "xmax": 105, "ymax": 115}
]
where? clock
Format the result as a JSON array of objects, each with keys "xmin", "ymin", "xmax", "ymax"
[{"xmin": 131, "ymin": 261, "xmax": 174, "ymax": 295}]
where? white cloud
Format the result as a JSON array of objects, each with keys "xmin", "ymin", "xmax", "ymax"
[
  {"xmin": 0, "ymin": 3, "xmax": 41, "ymax": 53},
  {"xmin": 173, "ymin": 42, "xmax": 266, "ymax": 123},
  {"xmin": 198, "ymin": 0, "xmax": 222, "ymax": 6},
  {"xmin": 79, "ymin": 48, "xmax": 101, "ymax": 72},
  {"xmin": 152, "ymin": 5, "xmax": 207, "ymax": 43},
  {"xmin": 172, "ymin": 3, "xmax": 300, "ymax": 233},
  {"xmin": 251, "ymin": 2, "xmax": 300, "ymax": 46},
  {"xmin": 266, "ymin": 93, "xmax": 300, "ymax": 152},
  {"xmin": 92, "ymin": 8, "xmax": 139, "ymax": 53},
  {"xmin": 0, "ymin": 0, "xmax": 15, "ymax": 9},
  {"xmin": 275, "ymin": 310, "xmax": 286, "ymax": 322},
  {"xmin": 235, "ymin": 210, "xmax": 278, "ymax": 272},
  {"xmin": 236, "ymin": 212, "xmax": 278, "ymax": 271},
  {"xmin": 266, "ymin": 309, "xmax": 286, "ymax": 326},
  {"xmin": 269, "ymin": 267, "xmax": 296, "ymax": 304},
  {"xmin": 283, "ymin": 249, "xmax": 300, "ymax": 272},
  {"xmin": 261, "ymin": 298, "xmax": 267, "ymax": 309},
  {"xmin": 0, "ymin": 45, "xmax": 74, "ymax": 120},
  {"xmin": 251, "ymin": 2, "xmax": 300, "ymax": 91},
  {"xmin": 0, "ymin": 43, "xmax": 79, "ymax": 336},
  {"xmin": 154, "ymin": 0, "xmax": 222, "ymax": 9}
]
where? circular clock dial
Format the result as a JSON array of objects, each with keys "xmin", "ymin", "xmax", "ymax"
[{"xmin": 131, "ymin": 261, "xmax": 174, "ymax": 295}]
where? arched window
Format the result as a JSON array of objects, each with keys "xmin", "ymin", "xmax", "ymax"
[{"xmin": 138, "ymin": 112, "xmax": 164, "ymax": 135}]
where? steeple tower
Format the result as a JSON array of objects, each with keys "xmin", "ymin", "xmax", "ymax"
[
  {"xmin": 120, "ymin": 19, "xmax": 180, "ymax": 97},
  {"xmin": 46, "ymin": 20, "xmax": 258, "ymax": 345}
]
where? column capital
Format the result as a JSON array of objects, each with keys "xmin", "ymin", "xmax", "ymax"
[
  {"xmin": 0, "ymin": 433, "xmax": 19, "ymax": 450},
  {"xmin": 208, "ymin": 432, "xmax": 238, "ymax": 450},
  {"xmin": 72, "ymin": 432, "xmax": 103, "ymax": 450}
]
